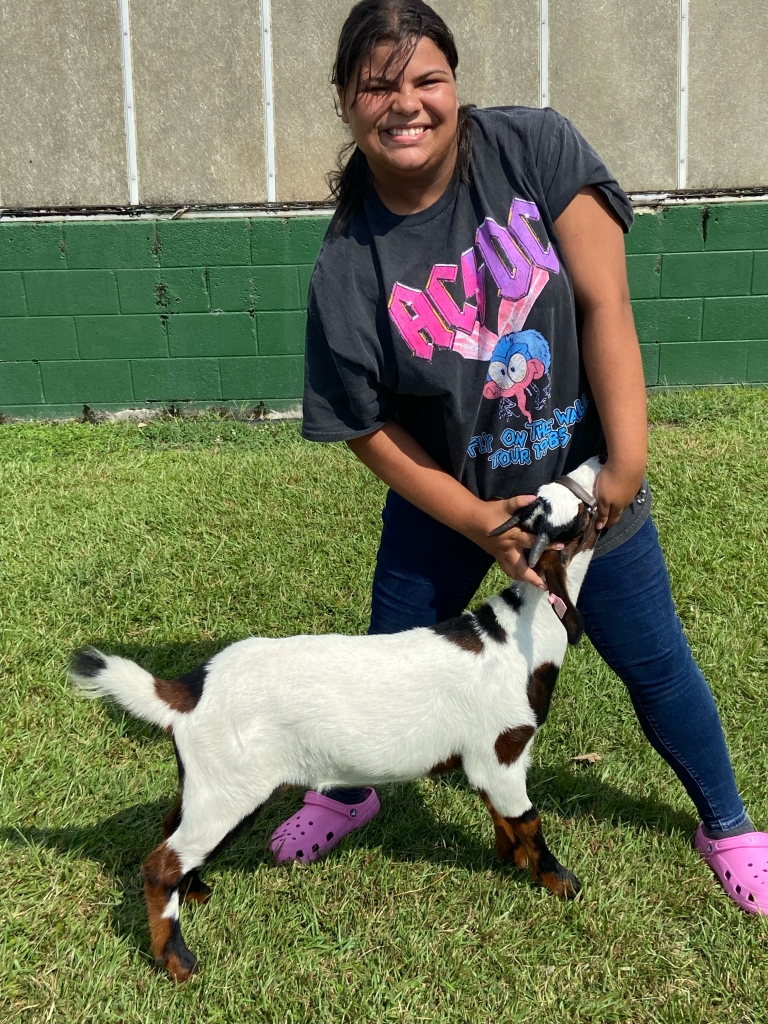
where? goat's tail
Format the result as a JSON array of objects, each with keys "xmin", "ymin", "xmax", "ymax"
[{"xmin": 69, "ymin": 647, "xmax": 176, "ymax": 730}]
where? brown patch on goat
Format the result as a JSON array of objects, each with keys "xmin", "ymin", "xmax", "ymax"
[
  {"xmin": 154, "ymin": 662, "xmax": 208, "ymax": 713},
  {"xmin": 527, "ymin": 662, "xmax": 559, "ymax": 727},
  {"xmin": 154, "ymin": 677, "xmax": 198, "ymax": 713},
  {"xmin": 430, "ymin": 754, "xmax": 462, "ymax": 774},
  {"xmin": 479, "ymin": 791, "xmax": 528, "ymax": 870},
  {"xmin": 431, "ymin": 613, "xmax": 484, "ymax": 655},
  {"xmin": 494, "ymin": 724, "xmax": 535, "ymax": 765},
  {"xmin": 143, "ymin": 843, "xmax": 183, "ymax": 956}
]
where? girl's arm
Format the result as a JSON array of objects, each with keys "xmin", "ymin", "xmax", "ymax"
[
  {"xmin": 347, "ymin": 422, "xmax": 548, "ymax": 588},
  {"xmin": 553, "ymin": 186, "xmax": 648, "ymax": 529}
]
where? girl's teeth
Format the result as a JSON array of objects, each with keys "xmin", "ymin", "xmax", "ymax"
[{"xmin": 388, "ymin": 127, "xmax": 426, "ymax": 136}]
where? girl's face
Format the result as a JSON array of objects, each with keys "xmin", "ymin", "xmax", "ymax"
[{"xmin": 339, "ymin": 36, "xmax": 459, "ymax": 184}]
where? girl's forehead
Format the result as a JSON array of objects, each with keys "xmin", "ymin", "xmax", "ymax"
[{"xmin": 359, "ymin": 36, "xmax": 452, "ymax": 83}]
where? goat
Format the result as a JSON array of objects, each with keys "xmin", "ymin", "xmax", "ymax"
[{"xmin": 69, "ymin": 456, "xmax": 602, "ymax": 982}]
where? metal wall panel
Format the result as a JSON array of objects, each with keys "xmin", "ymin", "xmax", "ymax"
[
  {"xmin": 130, "ymin": 0, "xmax": 267, "ymax": 204},
  {"xmin": 0, "ymin": 0, "xmax": 127, "ymax": 207},
  {"xmin": 271, "ymin": 0, "xmax": 349, "ymax": 202},
  {"xmin": 688, "ymin": 0, "xmax": 768, "ymax": 188},
  {"xmin": 549, "ymin": 0, "xmax": 679, "ymax": 192},
  {"xmin": 2, "ymin": 1, "xmax": 767, "ymax": 209},
  {"xmin": 431, "ymin": 0, "xmax": 539, "ymax": 110}
]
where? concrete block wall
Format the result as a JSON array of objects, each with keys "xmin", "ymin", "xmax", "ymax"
[
  {"xmin": 1, "ymin": 203, "xmax": 766, "ymax": 418},
  {"xmin": 0, "ymin": 217, "xmax": 326, "ymax": 417},
  {"xmin": 628, "ymin": 204, "xmax": 768, "ymax": 386}
]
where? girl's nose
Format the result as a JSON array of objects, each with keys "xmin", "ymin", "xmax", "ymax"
[{"xmin": 391, "ymin": 83, "xmax": 421, "ymax": 115}]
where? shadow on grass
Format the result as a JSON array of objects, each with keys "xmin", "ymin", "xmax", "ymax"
[{"xmin": 2, "ymin": 761, "xmax": 696, "ymax": 962}]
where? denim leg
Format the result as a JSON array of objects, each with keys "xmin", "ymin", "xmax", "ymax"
[
  {"xmin": 578, "ymin": 517, "xmax": 747, "ymax": 834},
  {"xmin": 369, "ymin": 490, "xmax": 495, "ymax": 636}
]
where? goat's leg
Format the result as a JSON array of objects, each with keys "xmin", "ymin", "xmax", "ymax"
[
  {"xmin": 145, "ymin": 781, "xmax": 276, "ymax": 982},
  {"xmin": 162, "ymin": 796, "xmax": 212, "ymax": 904},
  {"xmin": 143, "ymin": 840, "xmax": 198, "ymax": 982},
  {"xmin": 473, "ymin": 760, "xmax": 580, "ymax": 899},
  {"xmin": 479, "ymin": 793, "xmax": 529, "ymax": 870},
  {"xmin": 503, "ymin": 805, "xmax": 580, "ymax": 898}
]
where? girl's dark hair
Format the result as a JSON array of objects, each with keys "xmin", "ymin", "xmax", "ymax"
[{"xmin": 327, "ymin": 0, "xmax": 473, "ymax": 233}]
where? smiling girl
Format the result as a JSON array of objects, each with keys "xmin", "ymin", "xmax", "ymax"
[{"xmin": 268, "ymin": 0, "xmax": 767, "ymax": 914}]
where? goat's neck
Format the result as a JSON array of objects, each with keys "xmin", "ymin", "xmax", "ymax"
[
  {"xmin": 491, "ymin": 547, "xmax": 596, "ymax": 648},
  {"xmin": 562, "ymin": 547, "xmax": 595, "ymax": 603}
]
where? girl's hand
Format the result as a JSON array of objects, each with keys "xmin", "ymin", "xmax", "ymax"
[
  {"xmin": 595, "ymin": 458, "xmax": 645, "ymax": 530},
  {"xmin": 467, "ymin": 494, "xmax": 552, "ymax": 588}
]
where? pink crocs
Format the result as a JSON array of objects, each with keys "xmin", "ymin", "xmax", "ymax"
[
  {"xmin": 270, "ymin": 789, "xmax": 381, "ymax": 864},
  {"xmin": 694, "ymin": 824, "xmax": 768, "ymax": 914}
]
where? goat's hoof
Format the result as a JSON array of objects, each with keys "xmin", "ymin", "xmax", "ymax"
[
  {"xmin": 541, "ymin": 867, "xmax": 581, "ymax": 899},
  {"xmin": 164, "ymin": 948, "xmax": 199, "ymax": 983}
]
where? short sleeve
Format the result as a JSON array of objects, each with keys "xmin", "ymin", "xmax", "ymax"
[
  {"xmin": 301, "ymin": 312, "xmax": 395, "ymax": 442},
  {"xmin": 536, "ymin": 109, "xmax": 634, "ymax": 231}
]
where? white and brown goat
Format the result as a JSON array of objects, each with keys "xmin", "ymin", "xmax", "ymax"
[{"xmin": 70, "ymin": 457, "xmax": 602, "ymax": 982}]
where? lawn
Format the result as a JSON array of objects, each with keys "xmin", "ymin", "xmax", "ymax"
[{"xmin": 1, "ymin": 389, "xmax": 767, "ymax": 1024}]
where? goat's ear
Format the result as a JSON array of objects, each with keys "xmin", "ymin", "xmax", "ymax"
[{"xmin": 537, "ymin": 551, "xmax": 584, "ymax": 646}]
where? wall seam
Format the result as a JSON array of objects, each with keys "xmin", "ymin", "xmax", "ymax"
[
  {"xmin": 677, "ymin": 0, "xmax": 689, "ymax": 190},
  {"xmin": 127, "ymin": 356, "xmax": 136, "ymax": 400},
  {"xmin": 260, "ymin": 0, "xmax": 277, "ymax": 203},
  {"xmin": 119, "ymin": 0, "xmax": 140, "ymax": 205},
  {"xmin": 73, "ymin": 315, "xmax": 82, "ymax": 359},
  {"xmin": 539, "ymin": 0, "xmax": 549, "ymax": 109}
]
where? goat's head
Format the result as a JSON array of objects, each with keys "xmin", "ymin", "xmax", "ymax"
[{"xmin": 489, "ymin": 457, "xmax": 603, "ymax": 645}]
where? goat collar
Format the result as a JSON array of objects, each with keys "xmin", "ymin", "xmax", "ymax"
[{"xmin": 554, "ymin": 475, "xmax": 598, "ymax": 512}]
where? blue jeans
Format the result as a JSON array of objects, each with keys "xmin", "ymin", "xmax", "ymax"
[{"xmin": 367, "ymin": 490, "xmax": 748, "ymax": 835}]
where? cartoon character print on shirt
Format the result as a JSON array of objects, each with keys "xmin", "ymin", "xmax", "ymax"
[{"xmin": 483, "ymin": 329, "xmax": 551, "ymax": 423}]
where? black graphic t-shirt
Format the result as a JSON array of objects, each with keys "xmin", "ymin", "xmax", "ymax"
[{"xmin": 303, "ymin": 106, "xmax": 650, "ymax": 551}]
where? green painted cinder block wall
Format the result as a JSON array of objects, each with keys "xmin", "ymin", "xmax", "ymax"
[{"xmin": 1, "ymin": 203, "xmax": 767, "ymax": 418}]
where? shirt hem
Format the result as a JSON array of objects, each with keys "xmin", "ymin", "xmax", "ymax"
[
  {"xmin": 301, "ymin": 419, "xmax": 391, "ymax": 443},
  {"xmin": 592, "ymin": 483, "xmax": 653, "ymax": 559}
]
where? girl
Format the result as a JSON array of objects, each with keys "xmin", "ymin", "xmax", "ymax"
[{"xmin": 269, "ymin": 0, "xmax": 767, "ymax": 913}]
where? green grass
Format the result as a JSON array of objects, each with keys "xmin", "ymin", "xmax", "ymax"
[{"xmin": 1, "ymin": 389, "xmax": 767, "ymax": 1023}]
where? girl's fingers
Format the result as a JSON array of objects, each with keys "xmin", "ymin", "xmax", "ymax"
[{"xmin": 500, "ymin": 551, "xmax": 546, "ymax": 588}]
